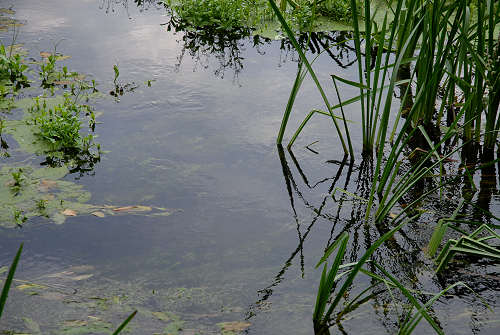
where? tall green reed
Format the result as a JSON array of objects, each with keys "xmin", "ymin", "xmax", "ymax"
[
  {"xmin": 312, "ymin": 216, "xmax": 478, "ymax": 334},
  {"xmin": 270, "ymin": 0, "xmax": 499, "ymax": 332},
  {"xmin": 270, "ymin": 0, "xmax": 353, "ymax": 157}
]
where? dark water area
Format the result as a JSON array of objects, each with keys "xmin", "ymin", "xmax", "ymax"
[{"xmin": 0, "ymin": 0, "xmax": 499, "ymax": 334}]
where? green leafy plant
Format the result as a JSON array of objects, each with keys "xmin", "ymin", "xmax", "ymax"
[
  {"xmin": 10, "ymin": 168, "xmax": 24, "ymax": 188},
  {"xmin": 12, "ymin": 209, "xmax": 27, "ymax": 226},
  {"xmin": 27, "ymin": 94, "xmax": 101, "ymax": 174},
  {"xmin": 29, "ymin": 95, "xmax": 96, "ymax": 151},
  {"xmin": 39, "ymin": 53, "xmax": 57, "ymax": 87},
  {"xmin": 163, "ymin": 0, "xmax": 268, "ymax": 30},
  {"xmin": 0, "ymin": 44, "xmax": 29, "ymax": 92}
]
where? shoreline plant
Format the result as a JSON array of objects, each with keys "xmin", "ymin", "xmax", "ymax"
[{"xmin": 269, "ymin": 0, "xmax": 500, "ymax": 333}]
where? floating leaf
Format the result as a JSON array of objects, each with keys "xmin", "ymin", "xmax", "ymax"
[
  {"xmin": 39, "ymin": 51, "xmax": 52, "ymax": 58},
  {"xmin": 39, "ymin": 179, "xmax": 57, "ymax": 192},
  {"xmin": 17, "ymin": 283, "xmax": 47, "ymax": 291},
  {"xmin": 63, "ymin": 320, "xmax": 87, "ymax": 327},
  {"xmin": 62, "ymin": 209, "xmax": 77, "ymax": 216},
  {"xmin": 92, "ymin": 211, "xmax": 105, "ymax": 218},
  {"xmin": 113, "ymin": 205, "xmax": 152, "ymax": 212},
  {"xmin": 53, "ymin": 80, "xmax": 73, "ymax": 85},
  {"xmin": 152, "ymin": 311, "xmax": 171, "ymax": 322},
  {"xmin": 55, "ymin": 55, "xmax": 71, "ymax": 61},
  {"xmin": 47, "ymin": 271, "xmax": 93, "ymax": 281},
  {"xmin": 217, "ymin": 321, "xmax": 251, "ymax": 333}
]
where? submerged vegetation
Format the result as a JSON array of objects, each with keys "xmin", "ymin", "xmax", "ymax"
[{"xmin": 0, "ymin": 244, "xmax": 138, "ymax": 334}]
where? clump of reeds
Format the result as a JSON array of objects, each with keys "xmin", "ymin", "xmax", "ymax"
[{"xmin": 269, "ymin": 0, "xmax": 500, "ymax": 332}]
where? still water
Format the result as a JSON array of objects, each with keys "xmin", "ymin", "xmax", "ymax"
[{"xmin": 0, "ymin": 1, "xmax": 499, "ymax": 334}]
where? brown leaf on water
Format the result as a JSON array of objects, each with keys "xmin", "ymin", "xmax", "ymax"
[
  {"xmin": 39, "ymin": 52, "xmax": 71, "ymax": 61},
  {"xmin": 69, "ymin": 274, "xmax": 93, "ymax": 281},
  {"xmin": 53, "ymin": 80, "xmax": 72, "ymax": 85},
  {"xmin": 39, "ymin": 179, "xmax": 57, "ymax": 192},
  {"xmin": 63, "ymin": 320, "xmax": 87, "ymax": 327},
  {"xmin": 113, "ymin": 205, "xmax": 152, "ymax": 212},
  {"xmin": 218, "ymin": 321, "xmax": 251, "ymax": 332},
  {"xmin": 92, "ymin": 211, "xmax": 105, "ymax": 218},
  {"xmin": 113, "ymin": 206, "xmax": 135, "ymax": 212},
  {"xmin": 56, "ymin": 55, "xmax": 71, "ymax": 61},
  {"xmin": 39, "ymin": 291, "xmax": 67, "ymax": 301},
  {"xmin": 62, "ymin": 209, "xmax": 77, "ymax": 216},
  {"xmin": 17, "ymin": 283, "xmax": 47, "ymax": 291}
]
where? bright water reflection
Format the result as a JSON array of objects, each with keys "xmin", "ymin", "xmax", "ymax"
[{"xmin": 0, "ymin": 0, "xmax": 499, "ymax": 334}]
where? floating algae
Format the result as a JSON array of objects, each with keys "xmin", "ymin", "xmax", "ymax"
[
  {"xmin": 1, "ymin": 93, "xmax": 173, "ymax": 227},
  {"xmin": 0, "ymin": 164, "xmax": 95, "ymax": 227}
]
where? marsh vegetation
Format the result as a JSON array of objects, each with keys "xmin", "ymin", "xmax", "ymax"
[{"xmin": 1, "ymin": 0, "xmax": 500, "ymax": 334}]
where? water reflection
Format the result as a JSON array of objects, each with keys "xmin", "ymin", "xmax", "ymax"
[
  {"xmin": 99, "ymin": 0, "xmax": 161, "ymax": 15},
  {"xmin": 40, "ymin": 147, "xmax": 101, "ymax": 177},
  {"xmin": 106, "ymin": 0, "xmax": 360, "ymax": 81},
  {"xmin": 248, "ymin": 145, "xmax": 500, "ymax": 334}
]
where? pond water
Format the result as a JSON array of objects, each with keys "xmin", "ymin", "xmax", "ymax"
[{"xmin": 1, "ymin": 1, "xmax": 499, "ymax": 334}]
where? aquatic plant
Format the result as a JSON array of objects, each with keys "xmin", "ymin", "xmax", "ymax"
[
  {"xmin": 0, "ymin": 44, "xmax": 29, "ymax": 92},
  {"xmin": 163, "ymin": 0, "xmax": 269, "ymax": 30},
  {"xmin": 269, "ymin": 0, "xmax": 500, "ymax": 332},
  {"xmin": 312, "ymin": 227, "xmax": 478, "ymax": 335},
  {"xmin": 39, "ymin": 52, "xmax": 57, "ymax": 87},
  {"xmin": 10, "ymin": 168, "xmax": 24, "ymax": 188},
  {"xmin": 163, "ymin": 0, "xmax": 353, "ymax": 33},
  {"xmin": 270, "ymin": 0, "xmax": 352, "ymax": 156},
  {"xmin": 29, "ymin": 94, "xmax": 97, "ymax": 152},
  {"xmin": 0, "ymin": 244, "xmax": 137, "ymax": 333},
  {"xmin": 0, "ymin": 244, "xmax": 22, "ymax": 319}
]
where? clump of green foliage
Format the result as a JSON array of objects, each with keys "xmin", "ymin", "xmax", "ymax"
[
  {"xmin": 316, "ymin": 0, "xmax": 351, "ymax": 19},
  {"xmin": 164, "ymin": 0, "xmax": 269, "ymax": 30},
  {"xmin": 39, "ymin": 52, "xmax": 84, "ymax": 89},
  {"xmin": 0, "ymin": 44, "xmax": 29, "ymax": 93},
  {"xmin": 163, "ymin": 0, "xmax": 353, "ymax": 33},
  {"xmin": 10, "ymin": 168, "xmax": 24, "ymax": 191},
  {"xmin": 29, "ymin": 94, "xmax": 98, "ymax": 154}
]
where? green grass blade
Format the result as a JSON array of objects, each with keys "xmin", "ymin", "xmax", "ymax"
[
  {"xmin": 268, "ymin": 0, "xmax": 350, "ymax": 155},
  {"xmin": 0, "ymin": 243, "xmax": 23, "ymax": 319},
  {"xmin": 373, "ymin": 261, "xmax": 444, "ymax": 335},
  {"xmin": 316, "ymin": 231, "xmax": 349, "ymax": 268},
  {"xmin": 322, "ymin": 216, "xmax": 417, "ymax": 322},
  {"xmin": 277, "ymin": 61, "xmax": 304, "ymax": 144},
  {"xmin": 112, "ymin": 310, "xmax": 137, "ymax": 335}
]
